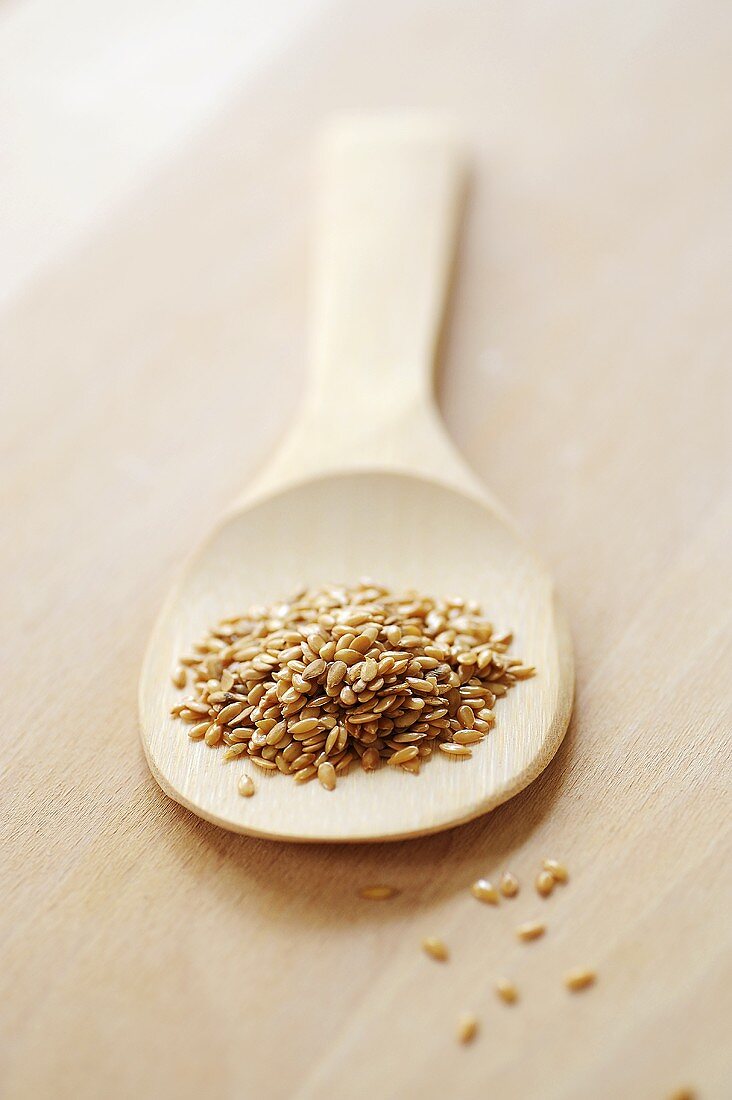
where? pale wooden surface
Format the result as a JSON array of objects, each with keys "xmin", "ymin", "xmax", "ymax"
[
  {"xmin": 139, "ymin": 120, "xmax": 574, "ymax": 841},
  {"xmin": 2, "ymin": 1, "xmax": 731, "ymax": 1097}
]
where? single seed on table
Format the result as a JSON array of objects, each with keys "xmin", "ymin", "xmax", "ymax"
[
  {"xmin": 517, "ymin": 920, "xmax": 545, "ymax": 942},
  {"xmin": 422, "ymin": 937, "xmax": 449, "ymax": 962},
  {"xmin": 564, "ymin": 968, "xmax": 596, "ymax": 992},
  {"xmin": 536, "ymin": 870, "xmax": 555, "ymax": 897},
  {"xmin": 495, "ymin": 978, "xmax": 518, "ymax": 1004},
  {"xmin": 188, "ymin": 721, "xmax": 209, "ymax": 740},
  {"xmin": 172, "ymin": 666, "xmax": 187, "ymax": 689},
  {"xmin": 318, "ymin": 762, "xmax": 336, "ymax": 790},
  {"xmin": 543, "ymin": 858, "xmax": 569, "ymax": 883},
  {"xmin": 237, "ymin": 775, "xmax": 255, "ymax": 797},
  {"xmin": 500, "ymin": 871, "xmax": 519, "ymax": 897},
  {"xmin": 471, "ymin": 879, "xmax": 499, "ymax": 904},
  {"xmin": 456, "ymin": 1013, "xmax": 479, "ymax": 1045},
  {"xmin": 359, "ymin": 884, "xmax": 398, "ymax": 901}
]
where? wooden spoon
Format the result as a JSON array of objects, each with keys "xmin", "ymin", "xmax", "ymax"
[{"xmin": 139, "ymin": 117, "xmax": 573, "ymax": 842}]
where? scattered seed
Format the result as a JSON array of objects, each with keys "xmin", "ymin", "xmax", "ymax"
[
  {"xmin": 564, "ymin": 968, "xmax": 596, "ymax": 992},
  {"xmin": 237, "ymin": 775, "xmax": 255, "ymax": 797},
  {"xmin": 495, "ymin": 978, "xmax": 518, "ymax": 1004},
  {"xmin": 471, "ymin": 879, "xmax": 499, "ymax": 904},
  {"xmin": 516, "ymin": 920, "xmax": 545, "ymax": 942},
  {"xmin": 456, "ymin": 1013, "xmax": 478, "ymax": 1044},
  {"xmin": 359, "ymin": 885, "xmax": 398, "ymax": 900},
  {"xmin": 543, "ymin": 858, "xmax": 569, "ymax": 883},
  {"xmin": 536, "ymin": 870, "xmax": 555, "ymax": 897},
  {"xmin": 500, "ymin": 871, "xmax": 519, "ymax": 897},
  {"xmin": 422, "ymin": 937, "xmax": 449, "ymax": 962},
  {"xmin": 171, "ymin": 666, "xmax": 187, "ymax": 689}
]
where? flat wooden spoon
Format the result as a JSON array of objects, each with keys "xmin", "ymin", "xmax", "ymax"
[{"xmin": 139, "ymin": 117, "xmax": 574, "ymax": 842}]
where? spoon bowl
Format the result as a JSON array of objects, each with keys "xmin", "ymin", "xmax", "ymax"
[{"xmin": 139, "ymin": 118, "xmax": 573, "ymax": 841}]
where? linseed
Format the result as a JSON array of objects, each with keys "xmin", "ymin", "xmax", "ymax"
[
  {"xmin": 470, "ymin": 879, "xmax": 499, "ymax": 904},
  {"xmin": 237, "ymin": 775, "xmax": 255, "ymax": 797},
  {"xmin": 500, "ymin": 871, "xmax": 520, "ymax": 898},
  {"xmin": 543, "ymin": 859, "xmax": 569, "ymax": 883},
  {"xmin": 516, "ymin": 920, "xmax": 545, "ymax": 942},
  {"xmin": 495, "ymin": 978, "xmax": 518, "ymax": 1004},
  {"xmin": 456, "ymin": 1013, "xmax": 478, "ymax": 1044},
  {"xmin": 564, "ymin": 968, "xmax": 596, "ymax": 991},
  {"xmin": 170, "ymin": 581, "xmax": 531, "ymax": 788},
  {"xmin": 359, "ymin": 885, "xmax": 398, "ymax": 900},
  {"xmin": 422, "ymin": 937, "xmax": 449, "ymax": 962},
  {"xmin": 536, "ymin": 870, "xmax": 555, "ymax": 897}
]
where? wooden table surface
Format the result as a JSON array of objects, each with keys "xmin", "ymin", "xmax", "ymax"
[{"xmin": 2, "ymin": 2, "xmax": 730, "ymax": 1097}]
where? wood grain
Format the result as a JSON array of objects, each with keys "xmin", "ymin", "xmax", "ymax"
[{"xmin": 1, "ymin": 1, "xmax": 730, "ymax": 1096}]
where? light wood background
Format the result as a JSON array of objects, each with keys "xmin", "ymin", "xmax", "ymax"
[{"xmin": 1, "ymin": 2, "xmax": 730, "ymax": 1098}]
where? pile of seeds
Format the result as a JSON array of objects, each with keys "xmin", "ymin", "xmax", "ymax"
[{"xmin": 170, "ymin": 580, "xmax": 534, "ymax": 789}]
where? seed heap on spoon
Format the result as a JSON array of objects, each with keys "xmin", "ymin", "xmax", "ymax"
[{"xmin": 170, "ymin": 580, "xmax": 534, "ymax": 791}]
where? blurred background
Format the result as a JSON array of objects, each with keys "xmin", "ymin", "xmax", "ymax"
[{"xmin": 1, "ymin": 2, "xmax": 730, "ymax": 1098}]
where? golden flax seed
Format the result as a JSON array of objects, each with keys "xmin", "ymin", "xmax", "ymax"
[
  {"xmin": 172, "ymin": 666, "xmax": 187, "ymax": 689},
  {"xmin": 496, "ymin": 979, "xmax": 518, "ymax": 1004},
  {"xmin": 471, "ymin": 879, "xmax": 499, "ymax": 904},
  {"xmin": 422, "ymin": 937, "xmax": 449, "ymax": 962},
  {"xmin": 237, "ymin": 775, "xmax": 255, "ymax": 797},
  {"xmin": 500, "ymin": 871, "xmax": 520, "ymax": 898},
  {"xmin": 517, "ymin": 920, "xmax": 545, "ymax": 942},
  {"xmin": 170, "ymin": 582, "xmax": 530, "ymax": 793},
  {"xmin": 564, "ymin": 968, "xmax": 596, "ymax": 992},
  {"xmin": 318, "ymin": 762, "xmax": 336, "ymax": 790},
  {"xmin": 456, "ymin": 1013, "xmax": 479, "ymax": 1044},
  {"xmin": 543, "ymin": 859, "xmax": 569, "ymax": 883},
  {"xmin": 359, "ymin": 885, "xmax": 398, "ymax": 900},
  {"xmin": 536, "ymin": 870, "xmax": 555, "ymax": 897}
]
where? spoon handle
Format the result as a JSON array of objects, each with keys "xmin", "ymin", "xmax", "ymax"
[
  {"xmin": 309, "ymin": 117, "xmax": 466, "ymax": 412},
  {"xmin": 253, "ymin": 117, "xmax": 473, "ymax": 495}
]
